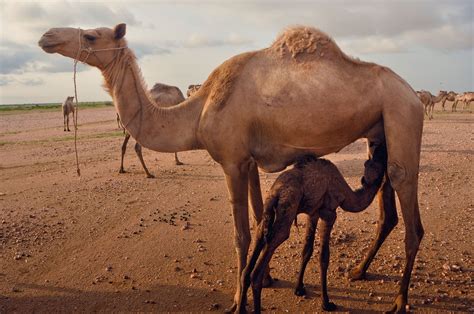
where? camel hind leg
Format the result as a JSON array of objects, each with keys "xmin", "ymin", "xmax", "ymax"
[
  {"xmin": 134, "ymin": 142, "xmax": 155, "ymax": 178},
  {"xmin": 381, "ymin": 98, "xmax": 424, "ymax": 312},
  {"xmin": 349, "ymin": 176, "xmax": 398, "ymax": 281}
]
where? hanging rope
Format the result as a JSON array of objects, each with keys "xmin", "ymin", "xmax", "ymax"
[{"xmin": 71, "ymin": 28, "xmax": 127, "ymax": 177}]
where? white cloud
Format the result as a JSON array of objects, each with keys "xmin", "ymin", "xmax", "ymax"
[{"xmin": 0, "ymin": 0, "xmax": 472, "ymax": 103}]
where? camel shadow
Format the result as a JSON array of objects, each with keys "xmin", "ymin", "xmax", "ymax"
[
  {"xmin": 262, "ymin": 272, "xmax": 472, "ymax": 312},
  {"xmin": 0, "ymin": 282, "xmax": 229, "ymax": 312}
]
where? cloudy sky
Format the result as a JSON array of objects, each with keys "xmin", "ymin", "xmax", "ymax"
[{"xmin": 0, "ymin": 0, "xmax": 472, "ymax": 105}]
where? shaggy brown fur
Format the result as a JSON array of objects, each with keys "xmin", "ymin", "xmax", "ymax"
[
  {"xmin": 199, "ymin": 51, "xmax": 257, "ymax": 111},
  {"xmin": 238, "ymin": 146, "xmax": 387, "ymax": 313}
]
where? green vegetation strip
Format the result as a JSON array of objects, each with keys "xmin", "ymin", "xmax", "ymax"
[
  {"xmin": 0, "ymin": 101, "xmax": 114, "ymax": 113},
  {"xmin": 0, "ymin": 130, "xmax": 124, "ymax": 146}
]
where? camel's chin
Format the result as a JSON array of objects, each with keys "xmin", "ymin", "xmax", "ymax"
[{"xmin": 40, "ymin": 45, "xmax": 60, "ymax": 53}]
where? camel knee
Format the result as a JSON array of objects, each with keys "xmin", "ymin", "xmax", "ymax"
[
  {"xmin": 381, "ymin": 212, "xmax": 398, "ymax": 231},
  {"xmin": 134, "ymin": 143, "xmax": 142, "ymax": 154},
  {"xmin": 387, "ymin": 162, "xmax": 409, "ymax": 191},
  {"xmin": 234, "ymin": 232, "xmax": 251, "ymax": 255}
]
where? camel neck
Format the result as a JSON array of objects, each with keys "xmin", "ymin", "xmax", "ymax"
[
  {"xmin": 101, "ymin": 49, "xmax": 204, "ymax": 152},
  {"xmin": 433, "ymin": 93, "xmax": 446, "ymax": 103}
]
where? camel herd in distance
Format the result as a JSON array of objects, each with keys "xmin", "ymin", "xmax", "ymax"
[
  {"xmin": 416, "ymin": 90, "xmax": 473, "ymax": 120},
  {"xmin": 61, "ymin": 85, "xmax": 473, "ymax": 180},
  {"xmin": 62, "ymin": 82, "xmax": 202, "ymax": 178}
]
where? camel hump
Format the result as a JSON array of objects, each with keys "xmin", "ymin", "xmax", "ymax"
[
  {"xmin": 271, "ymin": 26, "xmax": 342, "ymax": 60},
  {"xmin": 151, "ymin": 83, "xmax": 177, "ymax": 94}
]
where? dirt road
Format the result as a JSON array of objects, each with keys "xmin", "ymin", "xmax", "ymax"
[{"xmin": 0, "ymin": 107, "xmax": 472, "ymax": 312}]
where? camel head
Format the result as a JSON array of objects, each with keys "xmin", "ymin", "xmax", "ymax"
[
  {"xmin": 38, "ymin": 24, "xmax": 127, "ymax": 69},
  {"xmin": 362, "ymin": 146, "xmax": 387, "ymax": 186}
]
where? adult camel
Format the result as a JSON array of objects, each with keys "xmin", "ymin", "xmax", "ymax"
[
  {"xmin": 39, "ymin": 24, "xmax": 424, "ymax": 313},
  {"xmin": 118, "ymin": 82, "xmax": 186, "ymax": 178}
]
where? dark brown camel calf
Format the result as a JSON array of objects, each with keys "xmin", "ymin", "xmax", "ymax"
[{"xmin": 237, "ymin": 145, "xmax": 387, "ymax": 313}]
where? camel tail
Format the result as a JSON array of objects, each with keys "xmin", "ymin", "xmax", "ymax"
[{"xmin": 262, "ymin": 193, "xmax": 279, "ymax": 243}]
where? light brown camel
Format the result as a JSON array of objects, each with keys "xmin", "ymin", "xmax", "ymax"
[
  {"xmin": 39, "ymin": 24, "xmax": 425, "ymax": 313},
  {"xmin": 238, "ymin": 146, "xmax": 387, "ymax": 313},
  {"xmin": 118, "ymin": 82, "xmax": 185, "ymax": 178},
  {"xmin": 453, "ymin": 92, "xmax": 473, "ymax": 112},
  {"xmin": 187, "ymin": 84, "xmax": 202, "ymax": 97},
  {"xmin": 62, "ymin": 96, "xmax": 75, "ymax": 131},
  {"xmin": 440, "ymin": 90, "xmax": 457, "ymax": 112},
  {"xmin": 416, "ymin": 90, "xmax": 447, "ymax": 120}
]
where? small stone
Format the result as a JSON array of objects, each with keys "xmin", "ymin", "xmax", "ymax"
[
  {"xmin": 174, "ymin": 267, "xmax": 182, "ymax": 272},
  {"xmin": 451, "ymin": 264, "xmax": 462, "ymax": 272},
  {"xmin": 106, "ymin": 266, "xmax": 112, "ymax": 272},
  {"xmin": 209, "ymin": 303, "xmax": 220, "ymax": 310},
  {"xmin": 190, "ymin": 273, "xmax": 199, "ymax": 279},
  {"xmin": 11, "ymin": 287, "xmax": 21, "ymax": 293}
]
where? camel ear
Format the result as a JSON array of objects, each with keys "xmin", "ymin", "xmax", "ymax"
[{"xmin": 114, "ymin": 23, "xmax": 126, "ymax": 40}]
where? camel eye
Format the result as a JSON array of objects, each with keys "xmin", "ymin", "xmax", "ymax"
[{"xmin": 84, "ymin": 34, "xmax": 96, "ymax": 42}]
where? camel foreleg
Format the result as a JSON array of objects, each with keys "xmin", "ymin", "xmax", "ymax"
[
  {"xmin": 119, "ymin": 133, "xmax": 131, "ymax": 174},
  {"xmin": 223, "ymin": 163, "xmax": 251, "ymax": 312},
  {"xmin": 294, "ymin": 215, "xmax": 318, "ymax": 296}
]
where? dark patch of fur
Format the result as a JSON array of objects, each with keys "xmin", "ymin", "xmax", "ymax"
[{"xmin": 199, "ymin": 51, "xmax": 257, "ymax": 110}]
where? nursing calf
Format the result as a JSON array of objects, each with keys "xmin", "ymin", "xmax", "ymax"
[{"xmin": 238, "ymin": 146, "xmax": 387, "ymax": 313}]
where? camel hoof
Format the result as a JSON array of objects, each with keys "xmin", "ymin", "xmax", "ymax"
[
  {"xmin": 224, "ymin": 302, "xmax": 237, "ymax": 313},
  {"xmin": 262, "ymin": 273, "xmax": 274, "ymax": 288},
  {"xmin": 348, "ymin": 268, "xmax": 366, "ymax": 281},
  {"xmin": 175, "ymin": 161, "xmax": 184, "ymax": 166},
  {"xmin": 294, "ymin": 285, "xmax": 307, "ymax": 296},
  {"xmin": 119, "ymin": 169, "xmax": 126, "ymax": 174},
  {"xmin": 146, "ymin": 174, "xmax": 155, "ymax": 179},
  {"xmin": 385, "ymin": 295, "xmax": 407, "ymax": 314},
  {"xmin": 322, "ymin": 301, "xmax": 337, "ymax": 311},
  {"xmin": 234, "ymin": 305, "xmax": 248, "ymax": 314}
]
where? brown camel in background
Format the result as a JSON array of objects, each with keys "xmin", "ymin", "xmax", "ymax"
[
  {"xmin": 62, "ymin": 96, "xmax": 75, "ymax": 131},
  {"xmin": 39, "ymin": 24, "xmax": 425, "ymax": 312},
  {"xmin": 238, "ymin": 146, "xmax": 387, "ymax": 313},
  {"xmin": 187, "ymin": 84, "xmax": 202, "ymax": 97},
  {"xmin": 416, "ymin": 90, "xmax": 434, "ymax": 120},
  {"xmin": 118, "ymin": 83, "xmax": 185, "ymax": 178},
  {"xmin": 416, "ymin": 90, "xmax": 447, "ymax": 120}
]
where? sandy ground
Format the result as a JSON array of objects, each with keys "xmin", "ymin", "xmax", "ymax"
[{"xmin": 0, "ymin": 107, "xmax": 472, "ymax": 313}]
